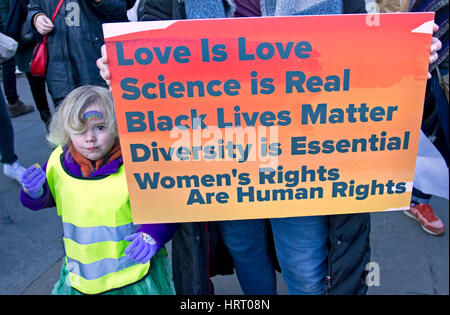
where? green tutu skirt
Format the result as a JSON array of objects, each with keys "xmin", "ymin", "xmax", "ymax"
[{"xmin": 52, "ymin": 249, "xmax": 175, "ymax": 295}]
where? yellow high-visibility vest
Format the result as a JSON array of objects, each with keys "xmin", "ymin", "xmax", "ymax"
[{"xmin": 46, "ymin": 146, "xmax": 149, "ymax": 294}]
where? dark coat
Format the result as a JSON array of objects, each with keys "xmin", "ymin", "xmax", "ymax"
[
  {"xmin": 140, "ymin": 0, "xmax": 371, "ymax": 295},
  {"xmin": 27, "ymin": 0, "xmax": 135, "ymax": 100},
  {"xmin": 5, "ymin": 0, "xmax": 36, "ymax": 72}
]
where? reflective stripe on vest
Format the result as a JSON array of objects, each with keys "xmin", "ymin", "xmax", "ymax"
[
  {"xmin": 62, "ymin": 222, "xmax": 136, "ymax": 244},
  {"xmin": 46, "ymin": 146, "xmax": 149, "ymax": 294}
]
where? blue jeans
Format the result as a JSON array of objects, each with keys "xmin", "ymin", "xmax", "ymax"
[
  {"xmin": 271, "ymin": 216, "xmax": 329, "ymax": 294},
  {"xmin": 218, "ymin": 216, "xmax": 329, "ymax": 295},
  {"xmin": 0, "ymin": 85, "xmax": 18, "ymax": 164},
  {"xmin": 217, "ymin": 219, "xmax": 277, "ymax": 294}
]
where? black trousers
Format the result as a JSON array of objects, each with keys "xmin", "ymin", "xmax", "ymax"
[
  {"xmin": 25, "ymin": 72, "xmax": 51, "ymax": 127},
  {"xmin": 1, "ymin": 58, "xmax": 19, "ymax": 105}
]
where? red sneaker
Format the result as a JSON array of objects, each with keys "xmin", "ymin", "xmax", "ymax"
[{"xmin": 404, "ymin": 204, "xmax": 445, "ymax": 236}]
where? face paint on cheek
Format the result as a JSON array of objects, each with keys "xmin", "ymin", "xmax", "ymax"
[{"xmin": 83, "ymin": 110, "xmax": 104, "ymax": 123}]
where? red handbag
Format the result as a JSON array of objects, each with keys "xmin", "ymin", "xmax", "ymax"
[{"xmin": 30, "ymin": 0, "xmax": 64, "ymax": 77}]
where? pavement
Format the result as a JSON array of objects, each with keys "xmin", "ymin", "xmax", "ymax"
[{"xmin": 0, "ymin": 74, "xmax": 448, "ymax": 295}]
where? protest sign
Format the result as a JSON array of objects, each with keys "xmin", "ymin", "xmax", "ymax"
[{"xmin": 103, "ymin": 13, "xmax": 434, "ymax": 223}]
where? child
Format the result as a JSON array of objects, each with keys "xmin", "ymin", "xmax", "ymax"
[{"xmin": 20, "ymin": 85, "xmax": 177, "ymax": 295}]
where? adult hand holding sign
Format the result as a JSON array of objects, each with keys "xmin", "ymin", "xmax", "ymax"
[{"xmin": 97, "ymin": 45, "xmax": 111, "ymax": 88}]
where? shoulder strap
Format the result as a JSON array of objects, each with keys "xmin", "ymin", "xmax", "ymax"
[{"xmin": 51, "ymin": 0, "xmax": 65, "ymax": 22}]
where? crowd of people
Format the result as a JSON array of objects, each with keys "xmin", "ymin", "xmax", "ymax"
[{"xmin": 0, "ymin": 0, "xmax": 448, "ymax": 295}]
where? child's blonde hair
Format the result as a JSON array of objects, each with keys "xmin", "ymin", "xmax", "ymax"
[{"xmin": 47, "ymin": 85, "xmax": 118, "ymax": 147}]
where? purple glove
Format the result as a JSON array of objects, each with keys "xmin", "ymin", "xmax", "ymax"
[
  {"xmin": 21, "ymin": 164, "xmax": 46, "ymax": 199},
  {"xmin": 124, "ymin": 232, "xmax": 157, "ymax": 264}
]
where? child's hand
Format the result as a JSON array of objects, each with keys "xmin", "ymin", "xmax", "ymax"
[
  {"xmin": 124, "ymin": 232, "xmax": 157, "ymax": 264},
  {"xmin": 21, "ymin": 164, "xmax": 46, "ymax": 199}
]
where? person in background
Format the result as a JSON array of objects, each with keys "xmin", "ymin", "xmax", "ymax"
[
  {"xmin": 27, "ymin": 0, "xmax": 136, "ymax": 108},
  {"xmin": 0, "ymin": 84, "xmax": 27, "ymax": 184},
  {"xmin": 377, "ymin": 0, "xmax": 448, "ymax": 236},
  {"xmin": 5, "ymin": 0, "xmax": 52, "ymax": 128},
  {"xmin": 404, "ymin": 0, "xmax": 448, "ymax": 236},
  {"xmin": 0, "ymin": 0, "xmax": 34, "ymax": 118}
]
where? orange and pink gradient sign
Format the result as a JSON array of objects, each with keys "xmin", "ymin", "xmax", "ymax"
[{"xmin": 103, "ymin": 13, "xmax": 433, "ymax": 223}]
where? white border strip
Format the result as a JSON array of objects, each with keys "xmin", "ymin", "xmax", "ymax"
[
  {"xmin": 103, "ymin": 21, "xmax": 177, "ymax": 39},
  {"xmin": 411, "ymin": 20, "xmax": 434, "ymax": 34},
  {"xmin": 382, "ymin": 181, "xmax": 413, "ymax": 212},
  {"xmin": 383, "ymin": 206, "xmax": 410, "ymax": 212},
  {"xmin": 404, "ymin": 181, "xmax": 413, "ymax": 192}
]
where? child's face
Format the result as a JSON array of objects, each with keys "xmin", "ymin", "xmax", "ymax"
[{"xmin": 70, "ymin": 103, "xmax": 115, "ymax": 161}]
